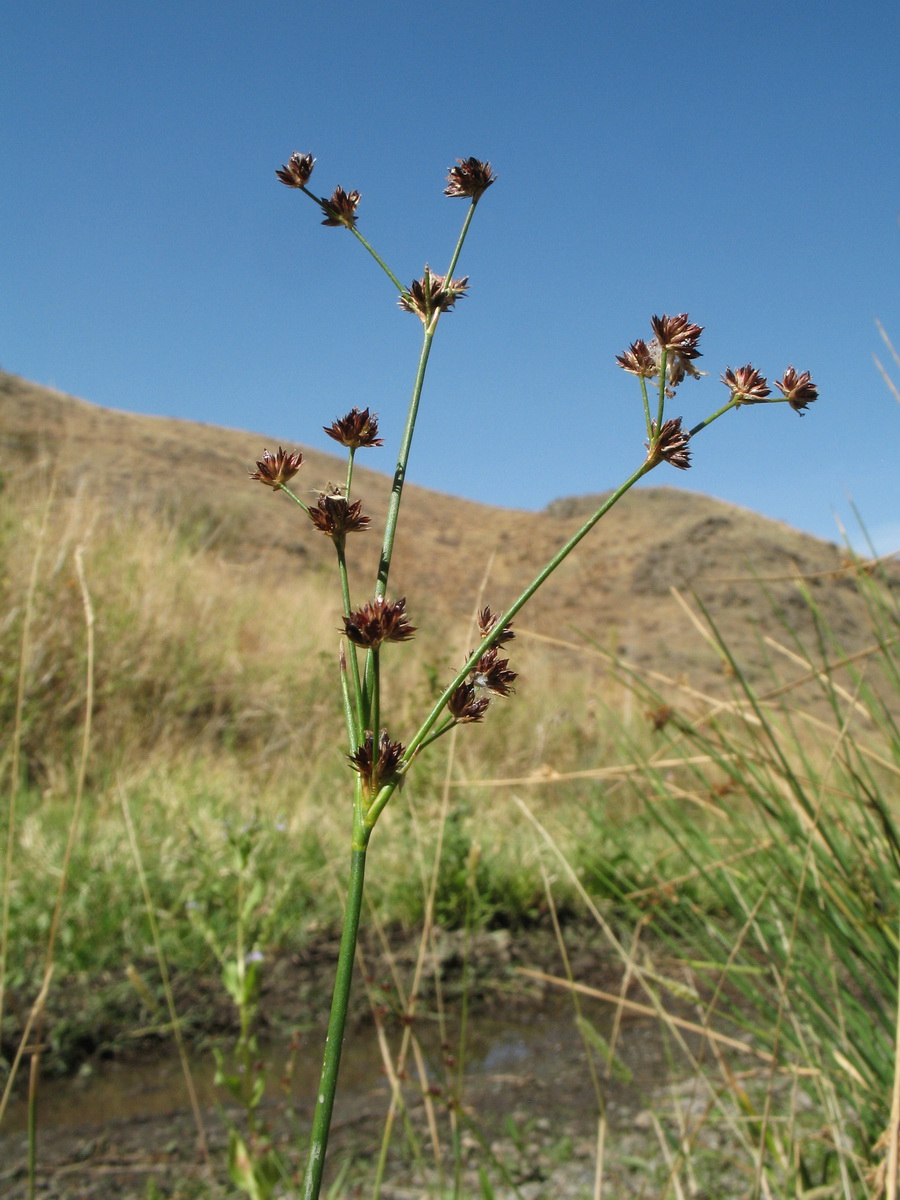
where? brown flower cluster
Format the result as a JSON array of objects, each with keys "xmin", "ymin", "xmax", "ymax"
[
  {"xmin": 319, "ymin": 186, "xmax": 361, "ymax": 228},
  {"xmin": 307, "ymin": 494, "xmax": 370, "ymax": 540},
  {"xmin": 616, "ymin": 340, "xmax": 656, "ymax": 378},
  {"xmin": 249, "ymin": 447, "xmax": 304, "ymax": 489},
  {"xmin": 398, "ymin": 268, "xmax": 468, "ymax": 323},
  {"xmin": 324, "ymin": 407, "xmax": 383, "ymax": 449},
  {"xmin": 617, "ymin": 314, "xmax": 705, "ymax": 392},
  {"xmin": 348, "ymin": 730, "xmax": 405, "ymax": 796},
  {"xmin": 444, "ymin": 157, "xmax": 496, "ymax": 200},
  {"xmin": 342, "ymin": 596, "xmax": 416, "ymax": 649},
  {"xmin": 774, "ymin": 366, "xmax": 818, "ymax": 415},
  {"xmin": 720, "ymin": 365, "xmax": 771, "ymax": 404},
  {"xmin": 448, "ymin": 608, "xmax": 517, "ymax": 724},
  {"xmin": 720, "ymin": 364, "xmax": 817, "ymax": 415},
  {"xmin": 276, "ymin": 152, "xmax": 315, "ymax": 189},
  {"xmin": 645, "ymin": 417, "xmax": 691, "ymax": 470},
  {"xmin": 650, "ymin": 314, "xmax": 705, "ymax": 388}
]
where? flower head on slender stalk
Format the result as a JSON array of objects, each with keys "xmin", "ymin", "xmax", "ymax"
[
  {"xmin": 324, "ymin": 407, "xmax": 384, "ymax": 449},
  {"xmin": 647, "ymin": 704, "xmax": 675, "ymax": 732},
  {"xmin": 721, "ymin": 365, "xmax": 771, "ymax": 404},
  {"xmin": 342, "ymin": 596, "xmax": 416, "ymax": 649},
  {"xmin": 616, "ymin": 339, "xmax": 657, "ymax": 378},
  {"xmin": 646, "ymin": 417, "xmax": 692, "ymax": 470},
  {"xmin": 775, "ymin": 366, "xmax": 818, "ymax": 415},
  {"xmin": 276, "ymin": 152, "xmax": 315, "ymax": 188},
  {"xmin": 348, "ymin": 730, "xmax": 405, "ymax": 795},
  {"xmin": 649, "ymin": 313, "xmax": 705, "ymax": 390},
  {"xmin": 448, "ymin": 682, "xmax": 491, "ymax": 723},
  {"xmin": 478, "ymin": 606, "xmax": 515, "ymax": 647},
  {"xmin": 444, "ymin": 157, "xmax": 497, "ymax": 200},
  {"xmin": 470, "ymin": 646, "xmax": 517, "ymax": 697},
  {"xmin": 307, "ymin": 494, "xmax": 370, "ymax": 538},
  {"xmin": 320, "ymin": 186, "xmax": 361, "ymax": 228},
  {"xmin": 398, "ymin": 267, "xmax": 468, "ymax": 323},
  {"xmin": 249, "ymin": 447, "xmax": 304, "ymax": 489}
]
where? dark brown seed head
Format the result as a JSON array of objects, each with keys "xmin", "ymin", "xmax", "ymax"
[
  {"xmin": 471, "ymin": 647, "xmax": 517, "ymax": 697},
  {"xmin": 774, "ymin": 366, "xmax": 818, "ymax": 415},
  {"xmin": 650, "ymin": 313, "xmax": 704, "ymax": 359},
  {"xmin": 307, "ymin": 494, "xmax": 370, "ymax": 538},
  {"xmin": 249, "ymin": 447, "xmax": 304, "ymax": 489},
  {"xmin": 348, "ymin": 730, "xmax": 405, "ymax": 794},
  {"xmin": 324, "ymin": 407, "xmax": 384, "ymax": 449},
  {"xmin": 342, "ymin": 596, "xmax": 416, "ymax": 649},
  {"xmin": 477, "ymin": 606, "xmax": 515, "ymax": 646},
  {"xmin": 448, "ymin": 682, "xmax": 491, "ymax": 724},
  {"xmin": 616, "ymin": 340, "xmax": 657, "ymax": 378},
  {"xmin": 320, "ymin": 186, "xmax": 361, "ymax": 228},
  {"xmin": 647, "ymin": 705, "xmax": 674, "ymax": 732},
  {"xmin": 647, "ymin": 314, "xmax": 704, "ymax": 391},
  {"xmin": 398, "ymin": 268, "xmax": 469, "ymax": 323},
  {"xmin": 646, "ymin": 417, "xmax": 691, "ymax": 470},
  {"xmin": 276, "ymin": 152, "xmax": 315, "ymax": 188},
  {"xmin": 721, "ymin": 365, "xmax": 771, "ymax": 404},
  {"xmin": 444, "ymin": 157, "xmax": 497, "ymax": 200}
]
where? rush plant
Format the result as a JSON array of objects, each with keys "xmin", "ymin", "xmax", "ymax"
[{"xmin": 261, "ymin": 149, "xmax": 819, "ymax": 1199}]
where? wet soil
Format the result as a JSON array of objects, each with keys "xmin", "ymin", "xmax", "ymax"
[{"xmin": 1, "ymin": 927, "xmax": 708, "ymax": 1198}]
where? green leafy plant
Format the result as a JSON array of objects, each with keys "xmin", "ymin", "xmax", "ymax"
[{"xmin": 188, "ymin": 816, "xmax": 290, "ymax": 1199}]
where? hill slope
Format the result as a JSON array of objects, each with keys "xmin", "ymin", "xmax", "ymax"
[{"xmin": 0, "ymin": 370, "xmax": 880, "ymax": 693}]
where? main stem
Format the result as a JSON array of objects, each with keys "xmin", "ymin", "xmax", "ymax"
[
  {"xmin": 302, "ymin": 843, "xmax": 369, "ymax": 1200},
  {"xmin": 376, "ymin": 325, "xmax": 436, "ymax": 598}
]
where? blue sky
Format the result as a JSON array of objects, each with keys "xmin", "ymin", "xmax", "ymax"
[{"xmin": 4, "ymin": 1, "xmax": 900, "ymax": 551}]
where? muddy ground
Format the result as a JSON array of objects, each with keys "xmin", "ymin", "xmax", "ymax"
[{"xmin": 1, "ymin": 927, "xmax": 729, "ymax": 1198}]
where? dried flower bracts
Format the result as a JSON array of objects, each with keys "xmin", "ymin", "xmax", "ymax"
[
  {"xmin": 617, "ymin": 314, "xmax": 705, "ymax": 392},
  {"xmin": 646, "ymin": 418, "xmax": 691, "ymax": 470},
  {"xmin": 616, "ymin": 340, "xmax": 657, "ymax": 379},
  {"xmin": 276, "ymin": 152, "xmax": 315, "ymax": 188},
  {"xmin": 398, "ymin": 268, "xmax": 468, "ymax": 323},
  {"xmin": 447, "ymin": 683, "xmax": 491, "ymax": 724},
  {"xmin": 307, "ymin": 494, "xmax": 370, "ymax": 539},
  {"xmin": 324, "ymin": 407, "xmax": 383, "ymax": 449},
  {"xmin": 349, "ymin": 730, "xmax": 405, "ymax": 796},
  {"xmin": 342, "ymin": 596, "xmax": 416, "ymax": 649},
  {"xmin": 319, "ymin": 186, "xmax": 361, "ymax": 228},
  {"xmin": 478, "ymin": 605, "xmax": 515, "ymax": 646},
  {"xmin": 444, "ymin": 157, "xmax": 496, "ymax": 200},
  {"xmin": 775, "ymin": 366, "xmax": 818, "ymax": 415},
  {"xmin": 249, "ymin": 447, "xmax": 304, "ymax": 489},
  {"xmin": 721, "ymin": 365, "xmax": 771, "ymax": 404}
]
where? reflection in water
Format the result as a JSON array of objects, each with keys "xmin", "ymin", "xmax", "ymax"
[{"xmin": 3, "ymin": 998, "xmax": 667, "ymax": 1137}]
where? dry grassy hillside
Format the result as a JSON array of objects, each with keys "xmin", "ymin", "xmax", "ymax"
[{"xmin": 0, "ymin": 369, "xmax": 884, "ymax": 695}]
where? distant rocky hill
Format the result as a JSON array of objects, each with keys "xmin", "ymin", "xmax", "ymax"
[{"xmin": 2, "ymin": 370, "xmax": 890, "ymax": 697}]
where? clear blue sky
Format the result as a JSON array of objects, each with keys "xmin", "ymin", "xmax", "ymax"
[{"xmin": 4, "ymin": 1, "xmax": 899, "ymax": 552}]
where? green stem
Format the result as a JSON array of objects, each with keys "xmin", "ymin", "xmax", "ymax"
[
  {"xmin": 339, "ymin": 645, "xmax": 358, "ymax": 752},
  {"xmin": 444, "ymin": 199, "xmax": 478, "ymax": 283},
  {"xmin": 300, "ymin": 186, "xmax": 404, "ymax": 292},
  {"xmin": 655, "ymin": 347, "xmax": 668, "ymax": 432},
  {"xmin": 640, "ymin": 376, "xmax": 652, "ymax": 437},
  {"xmin": 335, "ymin": 541, "xmax": 364, "ymax": 737},
  {"xmin": 376, "ymin": 326, "xmax": 437, "ymax": 597},
  {"xmin": 302, "ymin": 843, "xmax": 369, "ymax": 1200},
  {"xmin": 277, "ymin": 484, "xmax": 309, "ymax": 512},
  {"xmin": 688, "ymin": 396, "xmax": 739, "ymax": 437},
  {"xmin": 346, "ymin": 226, "xmax": 405, "ymax": 292},
  {"xmin": 370, "ymin": 651, "xmax": 380, "ymax": 752}
]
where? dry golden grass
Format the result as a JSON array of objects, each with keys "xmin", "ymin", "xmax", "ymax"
[{"xmin": 3, "ymin": 367, "xmax": 890, "ymax": 707}]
